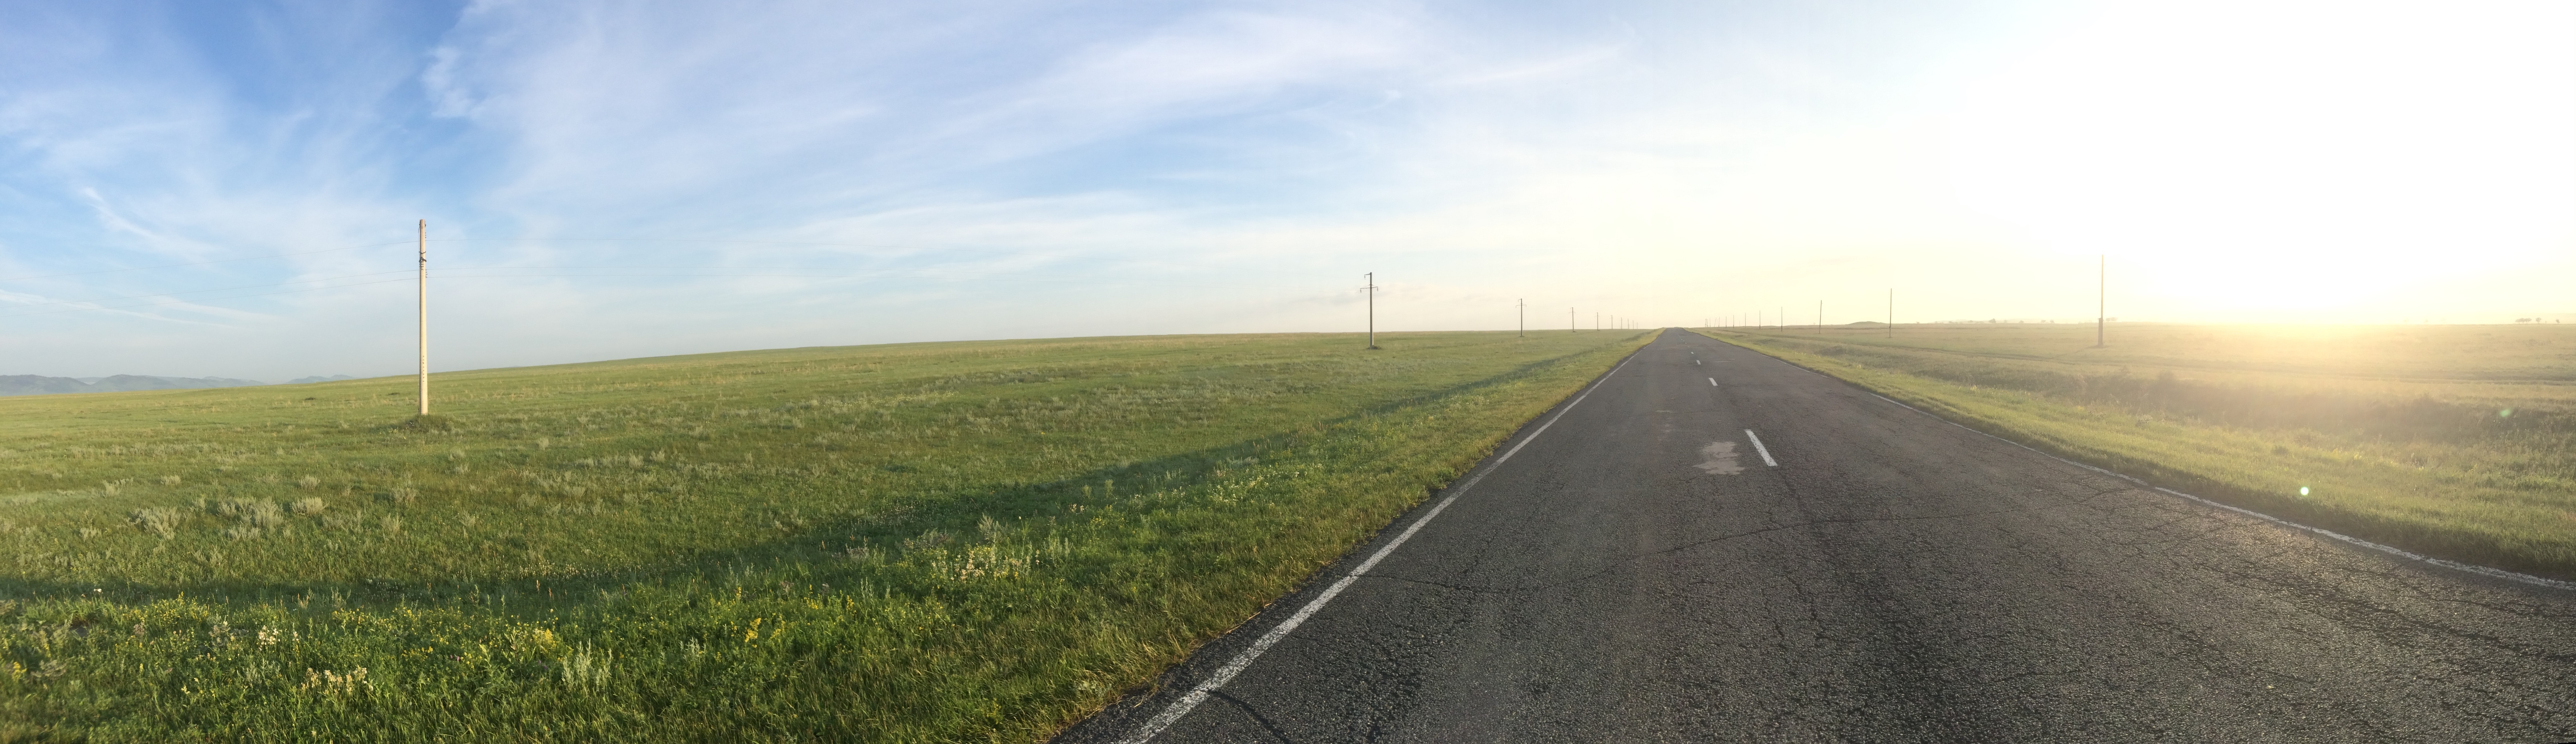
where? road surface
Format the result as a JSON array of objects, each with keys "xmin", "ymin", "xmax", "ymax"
[{"xmin": 1057, "ymin": 329, "xmax": 2576, "ymax": 743}]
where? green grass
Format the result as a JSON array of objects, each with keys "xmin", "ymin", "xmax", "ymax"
[
  {"xmin": 1694, "ymin": 323, "xmax": 2576, "ymax": 580},
  {"xmin": 0, "ymin": 330, "xmax": 1651, "ymax": 742}
]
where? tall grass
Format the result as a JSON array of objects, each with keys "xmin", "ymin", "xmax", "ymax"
[
  {"xmin": 0, "ymin": 330, "xmax": 1652, "ymax": 741},
  {"xmin": 1696, "ymin": 324, "xmax": 2576, "ymax": 579}
]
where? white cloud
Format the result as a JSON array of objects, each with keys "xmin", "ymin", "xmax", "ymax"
[{"xmin": 2, "ymin": 0, "xmax": 2570, "ymax": 378}]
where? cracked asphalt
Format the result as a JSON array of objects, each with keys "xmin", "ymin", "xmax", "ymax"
[{"xmin": 1056, "ymin": 329, "xmax": 2576, "ymax": 743}]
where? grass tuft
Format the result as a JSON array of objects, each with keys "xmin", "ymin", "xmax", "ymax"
[
  {"xmin": 0, "ymin": 330, "xmax": 1651, "ymax": 740},
  {"xmin": 1698, "ymin": 324, "xmax": 2576, "ymax": 578},
  {"xmin": 402, "ymin": 413, "xmax": 457, "ymax": 431}
]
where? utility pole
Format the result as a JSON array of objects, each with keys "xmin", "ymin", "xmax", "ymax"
[
  {"xmin": 417, "ymin": 219, "xmax": 429, "ymax": 417},
  {"xmin": 2096, "ymin": 255, "xmax": 2106, "ymax": 347},
  {"xmin": 1570, "ymin": 307, "xmax": 1575, "ymax": 333},
  {"xmin": 1817, "ymin": 301, "xmax": 1823, "ymax": 331},
  {"xmin": 1362, "ymin": 272, "xmax": 1379, "ymax": 349},
  {"xmin": 1518, "ymin": 299, "xmax": 1526, "ymax": 337},
  {"xmin": 1595, "ymin": 312, "xmax": 1600, "ymax": 331}
]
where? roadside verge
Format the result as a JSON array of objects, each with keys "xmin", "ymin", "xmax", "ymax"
[{"xmin": 1693, "ymin": 329, "xmax": 2576, "ymax": 586}]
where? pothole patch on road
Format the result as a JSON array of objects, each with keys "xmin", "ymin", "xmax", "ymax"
[{"xmin": 1696, "ymin": 440, "xmax": 1745, "ymax": 475}]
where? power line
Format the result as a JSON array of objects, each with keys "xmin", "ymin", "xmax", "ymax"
[
  {"xmin": 0, "ymin": 240, "xmax": 414, "ymax": 283},
  {"xmin": 1, "ymin": 264, "xmax": 1333, "ymax": 319},
  {"xmin": 0, "ymin": 278, "xmax": 420, "ymax": 318},
  {"xmin": 440, "ymin": 264, "xmax": 1302, "ymax": 289},
  {"xmin": 426, "ymin": 237, "xmax": 1347, "ymax": 280},
  {"xmin": 0, "ymin": 235, "xmax": 1346, "ymax": 286},
  {"xmin": 0, "ymin": 270, "xmax": 416, "ymax": 310}
]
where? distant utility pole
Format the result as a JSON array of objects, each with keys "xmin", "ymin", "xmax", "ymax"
[
  {"xmin": 1518, "ymin": 299, "xmax": 1526, "ymax": 337},
  {"xmin": 1817, "ymin": 301, "xmax": 1823, "ymax": 330},
  {"xmin": 1596, "ymin": 312, "xmax": 1600, "ymax": 331},
  {"xmin": 416, "ymin": 219, "xmax": 429, "ymax": 417},
  {"xmin": 2096, "ymin": 255, "xmax": 2105, "ymax": 347},
  {"xmin": 1362, "ymin": 272, "xmax": 1380, "ymax": 349},
  {"xmin": 1570, "ymin": 307, "xmax": 1575, "ymax": 333}
]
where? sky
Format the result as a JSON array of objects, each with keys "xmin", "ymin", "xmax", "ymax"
[{"xmin": 2, "ymin": 0, "xmax": 2571, "ymax": 380}]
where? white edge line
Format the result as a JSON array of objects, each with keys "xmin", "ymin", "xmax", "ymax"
[
  {"xmin": 1115, "ymin": 351, "xmax": 1642, "ymax": 743},
  {"xmin": 1743, "ymin": 429, "xmax": 1778, "ymax": 467},
  {"xmin": 1856, "ymin": 392, "xmax": 2576, "ymax": 592}
]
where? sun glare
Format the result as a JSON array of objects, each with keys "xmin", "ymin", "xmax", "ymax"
[{"xmin": 1945, "ymin": 1, "xmax": 2576, "ymax": 316}]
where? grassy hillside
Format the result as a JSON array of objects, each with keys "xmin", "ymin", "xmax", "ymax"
[
  {"xmin": 0, "ymin": 330, "xmax": 1650, "ymax": 742},
  {"xmin": 1694, "ymin": 323, "xmax": 2576, "ymax": 579}
]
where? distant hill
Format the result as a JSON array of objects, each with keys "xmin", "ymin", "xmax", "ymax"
[
  {"xmin": 286, "ymin": 375, "xmax": 356, "ymax": 384},
  {"xmin": 0, "ymin": 374, "xmax": 271, "ymax": 397}
]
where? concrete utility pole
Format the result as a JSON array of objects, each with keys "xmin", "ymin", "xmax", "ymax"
[
  {"xmin": 1518, "ymin": 299, "xmax": 1526, "ymax": 337},
  {"xmin": 417, "ymin": 219, "xmax": 429, "ymax": 417},
  {"xmin": 1596, "ymin": 312, "xmax": 1600, "ymax": 331},
  {"xmin": 2096, "ymin": 255, "xmax": 2106, "ymax": 347},
  {"xmin": 1817, "ymin": 301, "xmax": 1823, "ymax": 330},
  {"xmin": 1362, "ymin": 272, "xmax": 1380, "ymax": 349},
  {"xmin": 1570, "ymin": 307, "xmax": 1575, "ymax": 333}
]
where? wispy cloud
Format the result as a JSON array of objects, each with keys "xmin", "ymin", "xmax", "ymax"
[{"xmin": 0, "ymin": 0, "xmax": 2568, "ymax": 378}]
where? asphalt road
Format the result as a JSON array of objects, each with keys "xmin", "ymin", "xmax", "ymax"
[{"xmin": 1057, "ymin": 329, "xmax": 2576, "ymax": 743}]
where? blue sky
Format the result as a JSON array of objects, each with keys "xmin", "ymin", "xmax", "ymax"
[{"xmin": 4, "ymin": 0, "xmax": 2571, "ymax": 380}]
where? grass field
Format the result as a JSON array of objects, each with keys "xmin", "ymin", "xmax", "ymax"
[
  {"xmin": 0, "ymin": 330, "xmax": 1649, "ymax": 742},
  {"xmin": 1695, "ymin": 322, "xmax": 2576, "ymax": 580}
]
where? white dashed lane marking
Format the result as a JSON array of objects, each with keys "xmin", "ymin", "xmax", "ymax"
[{"xmin": 1744, "ymin": 430, "xmax": 1778, "ymax": 467}]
